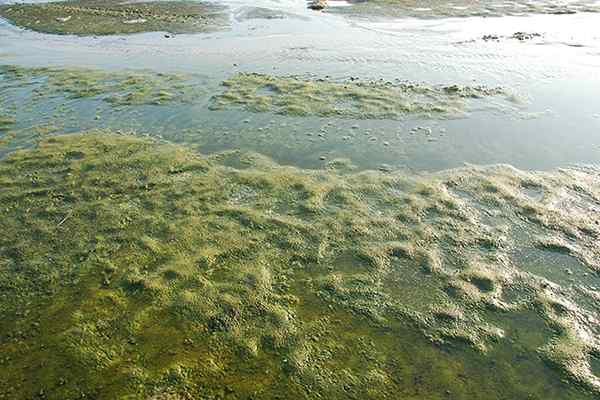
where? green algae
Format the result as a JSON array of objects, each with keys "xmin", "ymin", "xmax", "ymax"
[
  {"xmin": 0, "ymin": 115, "xmax": 15, "ymax": 129},
  {"xmin": 210, "ymin": 73, "xmax": 512, "ymax": 120},
  {"xmin": 0, "ymin": 65, "xmax": 210, "ymax": 156},
  {"xmin": 1, "ymin": 133, "xmax": 600, "ymax": 398},
  {"xmin": 0, "ymin": 113, "xmax": 16, "ymax": 148},
  {"xmin": 0, "ymin": 64, "xmax": 531, "ymax": 171},
  {"xmin": 0, "ymin": 0, "xmax": 227, "ymax": 36},
  {"xmin": 0, "ymin": 64, "xmax": 201, "ymax": 106},
  {"xmin": 323, "ymin": 0, "xmax": 600, "ymax": 19}
]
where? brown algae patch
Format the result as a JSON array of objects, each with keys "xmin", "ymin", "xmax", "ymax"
[
  {"xmin": 321, "ymin": 0, "xmax": 600, "ymax": 19},
  {"xmin": 1, "ymin": 134, "xmax": 600, "ymax": 398},
  {"xmin": 0, "ymin": 64, "xmax": 202, "ymax": 106},
  {"xmin": 0, "ymin": 0, "xmax": 227, "ymax": 35},
  {"xmin": 209, "ymin": 73, "xmax": 513, "ymax": 120},
  {"xmin": 481, "ymin": 32, "xmax": 543, "ymax": 42}
]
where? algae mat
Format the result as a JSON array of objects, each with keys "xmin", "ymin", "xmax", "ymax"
[
  {"xmin": 0, "ymin": 0, "xmax": 227, "ymax": 35},
  {"xmin": 0, "ymin": 65, "xmax": 203, "ymax": 106},
  {"xmin": 210, "ymin": 73, "xmax": 514, "ymax": 120},
  {"xmin": 0, "ymin": 133, "xmax": 599, "ymax": 399},
  {"xmin": 1, "ymin": 65, "xmax": 518, "ymax": 122},
  {"xmin": 0, "ymin": 64, "xmax": 208, "ymax": 157},
  {"xmin": 0, "ymin": 64, "xmax": 529, "ymax": 171}
]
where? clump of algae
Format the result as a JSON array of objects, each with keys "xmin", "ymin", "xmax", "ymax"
[
  {"xmin": 209, "ymin": 73, "xmax": 510, "ymax": 120},
  {"xmin": 0, "ymin": 0, "xmax": 227, "ymax": 35},
  {"xmin": 323, "ymin": 0, "xmax": 600, "ymax": 19},
  {"xmin": 1, "ymin": 133, "xmax": 599, "ymax": 399},
  {"xmin": 0, "ymin": 113, "xmax": 16, "ymax": 147},
  {"xmin": 0, "ymin": 115, "xmax": 15, "ymax": 129},
  {"xmin": 0, "ymin": 64, "xmax": 201, "ymax": 106}
]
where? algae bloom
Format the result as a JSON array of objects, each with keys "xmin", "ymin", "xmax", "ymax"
[
  {"xmin": 0, "ymin": 133, "xmax": 599, "ymax": 399},
  {"xmin": 0, "ymin": 64, "xmax": 201, "ymax": 106},
  {"xmin": 210, "ymin": 73, "xmax": 513, "ymax": 120},
  {"xmin": 0, "ymin": 0, "xmax": 227, "ymax": 35}
]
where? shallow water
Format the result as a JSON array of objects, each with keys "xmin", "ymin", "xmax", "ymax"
[
  {"xmin": 0, "ymin": 0, "xmax": 599, "ymax": 399},
  {"xmin": 1, "ymin": 3, "xmax": 600, "ymax": 170}
]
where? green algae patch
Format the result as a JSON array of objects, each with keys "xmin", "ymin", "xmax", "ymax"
[
  {"xmin": 0, "ymin": 0, "xmax": 227, "ymax": 35},
  {"xmin": 322, "ymin": 0, "xmax": 600, "ymax": 19},
  {"xmin": 0, "ymin": 64, "xmax": 208, "ymax": 154},
  {"xmin": 0, "ymin": 64, "xmax": 201, "ymax": 106},
  {"xmin": 1, "ymin": 133, "xmax": 600, "ymax": 399},
  {"xmin": 0, "ymin": 113, "xmax": 16, "ymax": 147},
  {"xmin": 0, "ymin": 114, "xmax": 15, "ymax": 133},
  {"xmin": 210, "ymin": 73, "xmax": 511, "ymax": 120},
  {"xmin": 0, "ymin": 115, "xmax": 15, "ymax": 129}
]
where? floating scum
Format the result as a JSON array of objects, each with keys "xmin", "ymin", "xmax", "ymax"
[
  {"xmin": 0, "ymin": 0, "xmax": 228, "ymax": 35},
  {"xmin": 0, "ymin": 133, "xmax": 599, "ymax": 399}
]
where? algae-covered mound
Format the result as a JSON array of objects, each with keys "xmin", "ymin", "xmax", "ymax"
[
  {"xmin": 0, "ymin": 0, "xmax": 227, "ymax": 35},
  {"xmin": 210, "ymin": 73, "xmax": 511, "ymax": 120},
  {"xmin": 1, "ymin": 133, "xmax": 599, "ymax": 399},
  {"xmin": 0, "ymin": 64, "xmax": 201, "ymax": 106},
  {"xmin": 323, "ymin": 0, "xmax": 600, "ymax": 19}
]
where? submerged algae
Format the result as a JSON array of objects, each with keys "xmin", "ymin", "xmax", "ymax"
[
  {"xmin": 0, "ymin": 65, "xmax": 208, "ymax": 155},
  {"xmin": 0, "ymin": 133, "xmax": 599, "ymax": 399},
  {"xmin": 0, "ymin": 64, "xmax": 201, "ymax": 106},
  {"xmin": 0, "ymin": 114, "xmax": 15, "ymax": 135},
  {"xmin": 210, "ymin": 73, "xmax": 513, "ymax": 120},
  {"xmin": 0, "ymin": 115, "xmax": 14, "ymax": 128},
  {"xmin": 0, "ymin": 114, "xmax": 16, "ymax": 147},
  {"xmin": 0, "ymin": 0, "xmax": 227, "ymax": 35}
]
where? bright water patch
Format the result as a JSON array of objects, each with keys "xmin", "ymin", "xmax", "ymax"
[{"xmin": 324, "ymin": 0, "xmax": 600, "ymax": 19}]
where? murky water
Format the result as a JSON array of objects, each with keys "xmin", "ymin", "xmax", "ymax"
[{"xmin": 0, "ymin": 0, "xmax": 599, "ymax": 399}]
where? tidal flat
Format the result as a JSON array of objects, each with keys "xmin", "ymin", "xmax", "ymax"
[
  {"xmin": 0, "ymin": 132, "xmax": 599, "ymax": 399},
  {"xmin": 1, "ymin": 0, "xmax": 600, "ymax": 398},
  {"xmin": 0, "ymin": 0, "xmax": 228, "ymax": 35},
  {"xmin": 321, "ymin": 0, "xmax": 600, "ymax": 19}
]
